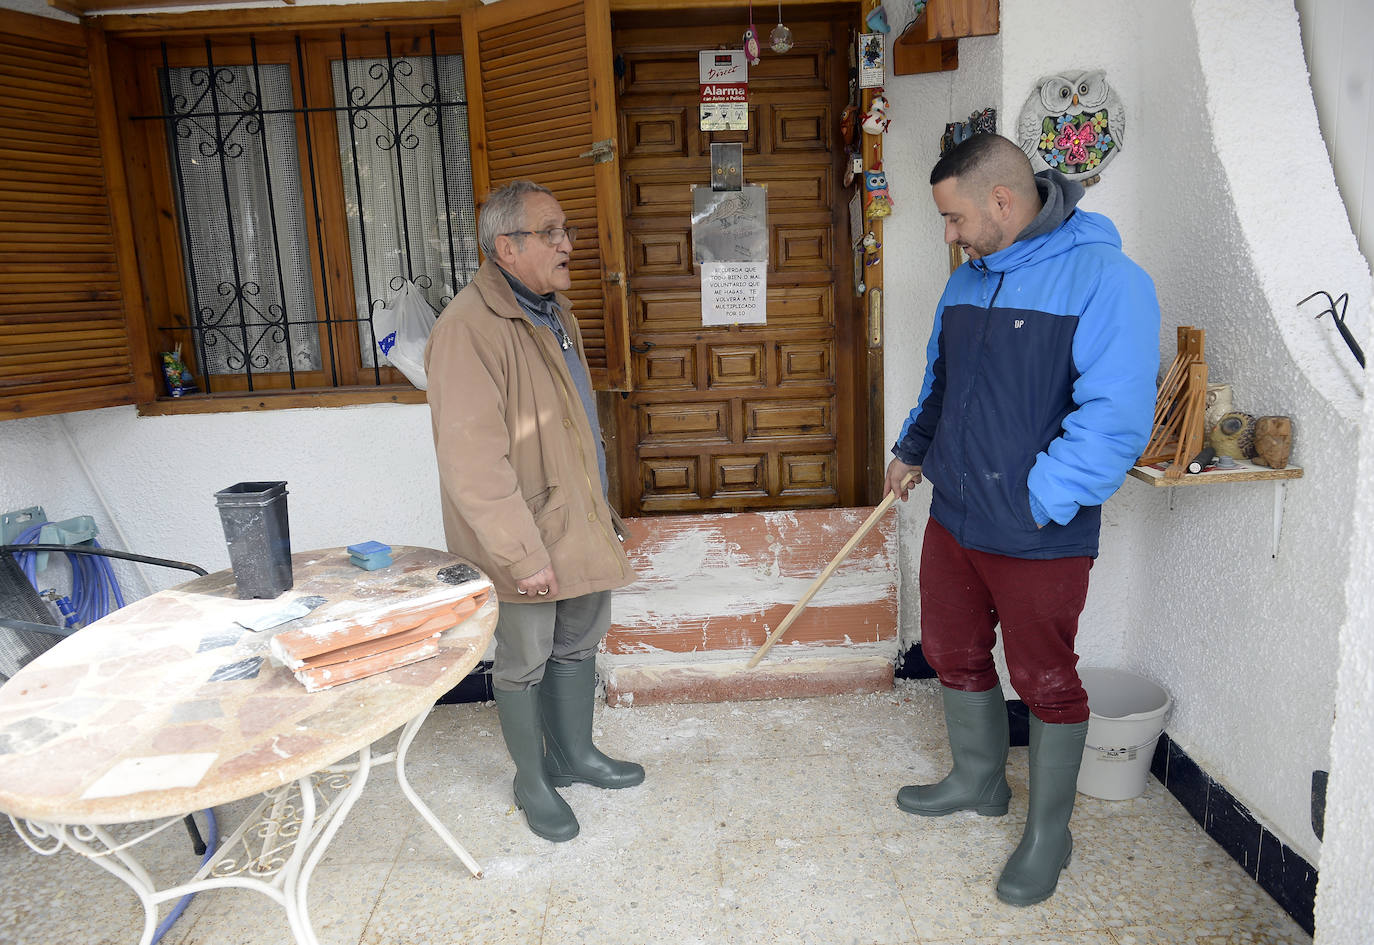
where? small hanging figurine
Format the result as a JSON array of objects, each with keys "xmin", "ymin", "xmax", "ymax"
[
  {"xmin": 864, "ymin": 164, "xmax": 894, "ymax": 218},
  {"xmin": 862, "ymin": 90, "xmax": 892, "ymax": 136},
  {"xmin": 743, "ymin": 0, "xmax": 761, "ymax": 66}
]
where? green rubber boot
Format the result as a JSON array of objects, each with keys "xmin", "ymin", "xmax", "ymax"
[
  {"xmin": 897, "ymin": 685, "xmax": 1012, "ymax": 817},
  {"xmin": 493, "ymin": 685, "xmax": 579, "ymax": 842},
  {"xmin": 541, "ymin": 657, "xmax": 645, "ymax": 789},
  {"xmin": 996, "ymin": 716, "xmax": 1088, "ymax": 906}
]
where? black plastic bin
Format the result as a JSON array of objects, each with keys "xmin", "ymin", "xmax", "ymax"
[{"xmin": 214, "ymin": 481, "xmax": 293, "ymax": 599}]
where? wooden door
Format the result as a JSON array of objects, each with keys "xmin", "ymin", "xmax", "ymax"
[
  {"xmin": 465, "ymin": 0, "xmax": 630, "ymax": 390},
  {"xmin": 613, "ymin": 12, "xmax": 864, "ymax": 515}
]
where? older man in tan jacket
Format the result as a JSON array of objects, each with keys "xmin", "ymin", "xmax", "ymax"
[{"xmin": 424, "ymin": 181, "xmax": 641, "ymax": 843}]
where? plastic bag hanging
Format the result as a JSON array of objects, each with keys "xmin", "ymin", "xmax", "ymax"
[{"xmin": 373, "ymin": 280, "xmax": 439, "ymax": 390}]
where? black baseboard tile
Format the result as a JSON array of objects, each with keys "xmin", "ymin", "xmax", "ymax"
[
  {"xmin": 437, "ymin": 661, "xmax": 493, "ymax": 704},
  {"xmin": 1150, "ymin": 732, "xmax": 1316, "ymax": 935},
  {"xmin": 896, "ymin": 642, "xmax": 938, "ymax": 680}
]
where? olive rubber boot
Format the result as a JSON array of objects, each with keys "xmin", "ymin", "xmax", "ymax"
[
  {"xmin": 996, "ymin": 716, "xmax": 1088, "ymax": 905},
  {"xmin": 541, "ymin": 657, "xmax": 645, "ymax": 789},
  {"xmin": 493, "ymin": 685, "xmax": 579, "ymax": 842},
  {"xmin": 897, "ymin": 685, "xmax": 1012, "ymax": 817}
]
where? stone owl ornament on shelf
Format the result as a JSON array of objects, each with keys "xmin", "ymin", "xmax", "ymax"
[
  {"xmin": 1251, "ymin": 416, "xmax": 1293, "ymax": 469},
  {"xmin": 1210, "ymin": 411, "xmax": 1256, "ymax": 461},
  {"xmin": 1017, "ymin": 70, "xmax": 1124, "ymax": 182}
]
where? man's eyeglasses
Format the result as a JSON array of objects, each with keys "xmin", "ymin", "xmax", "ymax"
[{"xmin": 503, "ymin": 226, "xmax": 579, "ymax": 247}]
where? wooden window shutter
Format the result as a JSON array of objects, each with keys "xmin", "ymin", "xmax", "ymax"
[
  {"xmin": 0, "ymin": 12, "xmax": 150, "ymax": 419},
  {"xmin": 464, "ymin": 0, "xmax": 630, "ymax": 391}
]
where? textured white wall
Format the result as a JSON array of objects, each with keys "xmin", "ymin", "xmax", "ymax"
[
  {"xmin": 1314, "ymin": 314, "xmax": 1374, "ymax": 941},
  {"xmin": 0, "ymin": 405, "xmax": 445, "ymax": 597}
]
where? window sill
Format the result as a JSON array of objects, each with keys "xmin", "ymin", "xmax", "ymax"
[{"xmin": 136, "ymin": 386, "xmax": 427, "ymax": 416}]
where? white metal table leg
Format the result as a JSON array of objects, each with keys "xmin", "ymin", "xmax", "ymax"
[{"xmin": 392, "ymin": 707, "xmax": 484, "ymax": 878}]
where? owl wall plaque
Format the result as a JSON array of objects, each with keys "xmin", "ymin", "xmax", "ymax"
[{"xmin": 1017, "ymin": 70, "xmax": 1124, "ymax": 181}]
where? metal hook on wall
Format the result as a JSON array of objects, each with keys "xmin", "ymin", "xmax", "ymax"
[{"xmin": 1298, "ymin": 290, "xmax": 1365, "ymax": 369}]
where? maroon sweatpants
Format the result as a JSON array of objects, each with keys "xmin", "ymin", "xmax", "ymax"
[{"xmin": 919, "ymin": 517, "xmax": 1092, "ymax": 724}]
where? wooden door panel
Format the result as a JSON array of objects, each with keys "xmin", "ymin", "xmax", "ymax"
[
  {"xmin": 634, "ymin": 344, "xmax": 697, "ymax": 390},
  {"xmin": 690, "ymin": 110, "xmax": 763, "ymax": 155},
  {"xmin": 638, "ymin": 401, "xmax": 731, "ymax": 443},
  {"xmin": 628, "ymin": 230, "xmax": 692, "ymax": 276},
  {"xmin": 707, "ymin": 344, "xmax": 766, "ymax": 387},
  {"xmin": 618, "ymin": 35, "xmax": 830, "ymax": 94},
  {"xmin": 774, "ymin": 224, "xmax": 834, "ymax": 270},
  {"xmin": 633, "ymin": 285, "xmax": 834, "ymax": 333},
  {"xmin": 743, "ymin": 398, "xmax": 832, "ymax": 440},
  {"xmin": 777, "ymin": 342, "xmax": 834, "ymax": 384},
  {"xmin": 771, "ymin": 105, "xmax": 831, "ymax": 151},
  {"xmin": 621, "ymin": 108, "xmax": 691, "ymax": 158},
  {"xmin": 713, "ymin": 455, "xmax": 768, "ymax": 495},
  {"xmin": 780, "ymin": 453, "xmax": 836, "ymax": 496},
  {"xmin": 614, "ymin": 14, "xmax": 860, "ymax": 514}
]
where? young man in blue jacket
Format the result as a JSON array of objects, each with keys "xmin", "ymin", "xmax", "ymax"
[{"xmin": 885, "ymin": 133, "xmax": 1160, "ymax": 905}]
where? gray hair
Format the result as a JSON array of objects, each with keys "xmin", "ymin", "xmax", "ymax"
[{"xmin": 478, "ymin": 180, "xmax": 556, "ymax": 257}]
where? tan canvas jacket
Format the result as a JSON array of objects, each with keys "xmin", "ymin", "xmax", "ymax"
[{"xmin": 424, "ymin": 259, "xmax": 635, "ymax": 603}]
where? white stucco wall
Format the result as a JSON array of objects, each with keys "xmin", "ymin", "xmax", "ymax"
[
  {"xmin": 1, "ymin": 405, "xmax": 445, "ymax": 598},
  {"xmin": 1314, "ymin": 310, "xmax": 1374, "ymax": 941}
]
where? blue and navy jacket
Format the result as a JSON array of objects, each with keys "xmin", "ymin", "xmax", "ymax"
[{"xmin": 893, "ymin": 172, "xmax": 1160, "ymax": 559}]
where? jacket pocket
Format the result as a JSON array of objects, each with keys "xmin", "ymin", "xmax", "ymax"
[
  {"xmin": 1010, "ymin": 458, "xmax": 1039, "ymax": 532},
  {"xmin": 526, "ymin": 485, "xmax": 571, "ymax": 548}
]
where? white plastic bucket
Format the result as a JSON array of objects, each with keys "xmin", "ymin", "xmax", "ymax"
[{"xmin": 1076, "ymin": 667, "xmax": 1172, "ymax": 800}]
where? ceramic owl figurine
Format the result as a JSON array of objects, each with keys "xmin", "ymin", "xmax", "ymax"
[
  {"xmin": 1017, "ymin": 70, "xmax": 1124, "ymax": 181},
  {"xmin": 1251, "ymin": 416, "xmax": 1293, "ymax": 469},
  {"xmin": 1210, "ymin": 411, "xmax": 1257, "ymax": 461},
  {"xmin": 864, "ymin": 165, "xmax": 893, "ymax": 218}
]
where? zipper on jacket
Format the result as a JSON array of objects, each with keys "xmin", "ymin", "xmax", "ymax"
[
  {"xmin": 522, "ymin": 321, "xmax": 630, "ymax": 577},
  {"xmin": 956, "ymin": 270, "xmax": 1007, "ymax": 543}
]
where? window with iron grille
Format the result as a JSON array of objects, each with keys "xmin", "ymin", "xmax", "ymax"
[{"xmin": 129, "ymin": 29, "xmax": 478, "ymax": 397}]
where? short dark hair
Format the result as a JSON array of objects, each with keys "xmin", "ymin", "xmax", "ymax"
[{"xmin": 929, "ymin": 133, "xmax": 1024, "ymax": 186}]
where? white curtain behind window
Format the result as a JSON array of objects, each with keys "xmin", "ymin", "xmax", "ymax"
[
  {"xmin": 332, "ymin": 53, "xmax": 480, "ymax": 369},
  {"xmin": 164, "ymin": 63, "xmax": 320, "ymax": 377}
]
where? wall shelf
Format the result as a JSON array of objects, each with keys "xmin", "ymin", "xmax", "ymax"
[
  {"xmin": 1127, "ymin": 459, "xmax": 1303, "ymax": 487},
  {"xmin": 1128, "ymin": 459, "xmax": 1302, "ymax": 558},
  {"xmin": 893, "ymin": 0, "xmax": 999, "ymax": 75}
]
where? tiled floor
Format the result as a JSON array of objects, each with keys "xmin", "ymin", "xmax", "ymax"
[{"xmin": 0, "ymin": 679, "xmax": 1311, "ymax": 945}]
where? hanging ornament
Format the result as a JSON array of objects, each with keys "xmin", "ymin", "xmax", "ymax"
[
  {"xmin": 770, "ymin": 2, "xmax": 794, "ymax": 53},
  {"xmin": 864, "ymin": 164, "xmax": 894, "ymax": 219},
  {"xmin": 743, "ymin": 0, "xmax": 761, "ymax": 66}
]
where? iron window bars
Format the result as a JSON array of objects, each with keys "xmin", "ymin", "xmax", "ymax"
[{"xmin": 137, "ymin": 30, "xmax": 479, "ymax": 394}]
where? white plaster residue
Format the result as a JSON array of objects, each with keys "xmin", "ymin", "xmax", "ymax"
[
  {"xmin": 80, "ymin": 752, "xmax": 218, "ymax": 800},
  {"xmin": 616, "ymin": 528, "xmax": 894, "ymax": 629}
]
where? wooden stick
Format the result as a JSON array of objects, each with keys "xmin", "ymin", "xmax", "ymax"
[{"xmin": 746, "ymin": 473, "xmax": 914, "ymax": 669}]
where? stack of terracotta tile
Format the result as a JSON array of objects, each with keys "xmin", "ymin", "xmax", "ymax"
[{"xmin": 269, "ymin": 582, "xmax": 492, "ymax": 692}]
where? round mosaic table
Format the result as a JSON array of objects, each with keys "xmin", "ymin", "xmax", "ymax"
[{"xmin": 0, "ymin": 545, "xmax": 496, "ymax": 945}]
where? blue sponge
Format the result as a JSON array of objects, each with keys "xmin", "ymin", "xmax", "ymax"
[
  {"xmin": 350, "ymin": 552, "xmax": 393, "ymax": 571},
  {"xmin": 347, "ymin": 540, "xmax": 391, "ymax": 557}
]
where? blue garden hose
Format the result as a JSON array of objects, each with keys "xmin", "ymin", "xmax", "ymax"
[
  {"xmin": 11, "ymin": 523, "xmax": 124, "ymax": 628},
  {"xmin": 151, "ymin": 808, "xmax": 218, "ymax": 945}
]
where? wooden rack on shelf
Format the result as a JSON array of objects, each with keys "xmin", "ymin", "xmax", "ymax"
[{"xmin": 1138, "ymin": 326, "xmax": 1207, "ymax": 479}]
